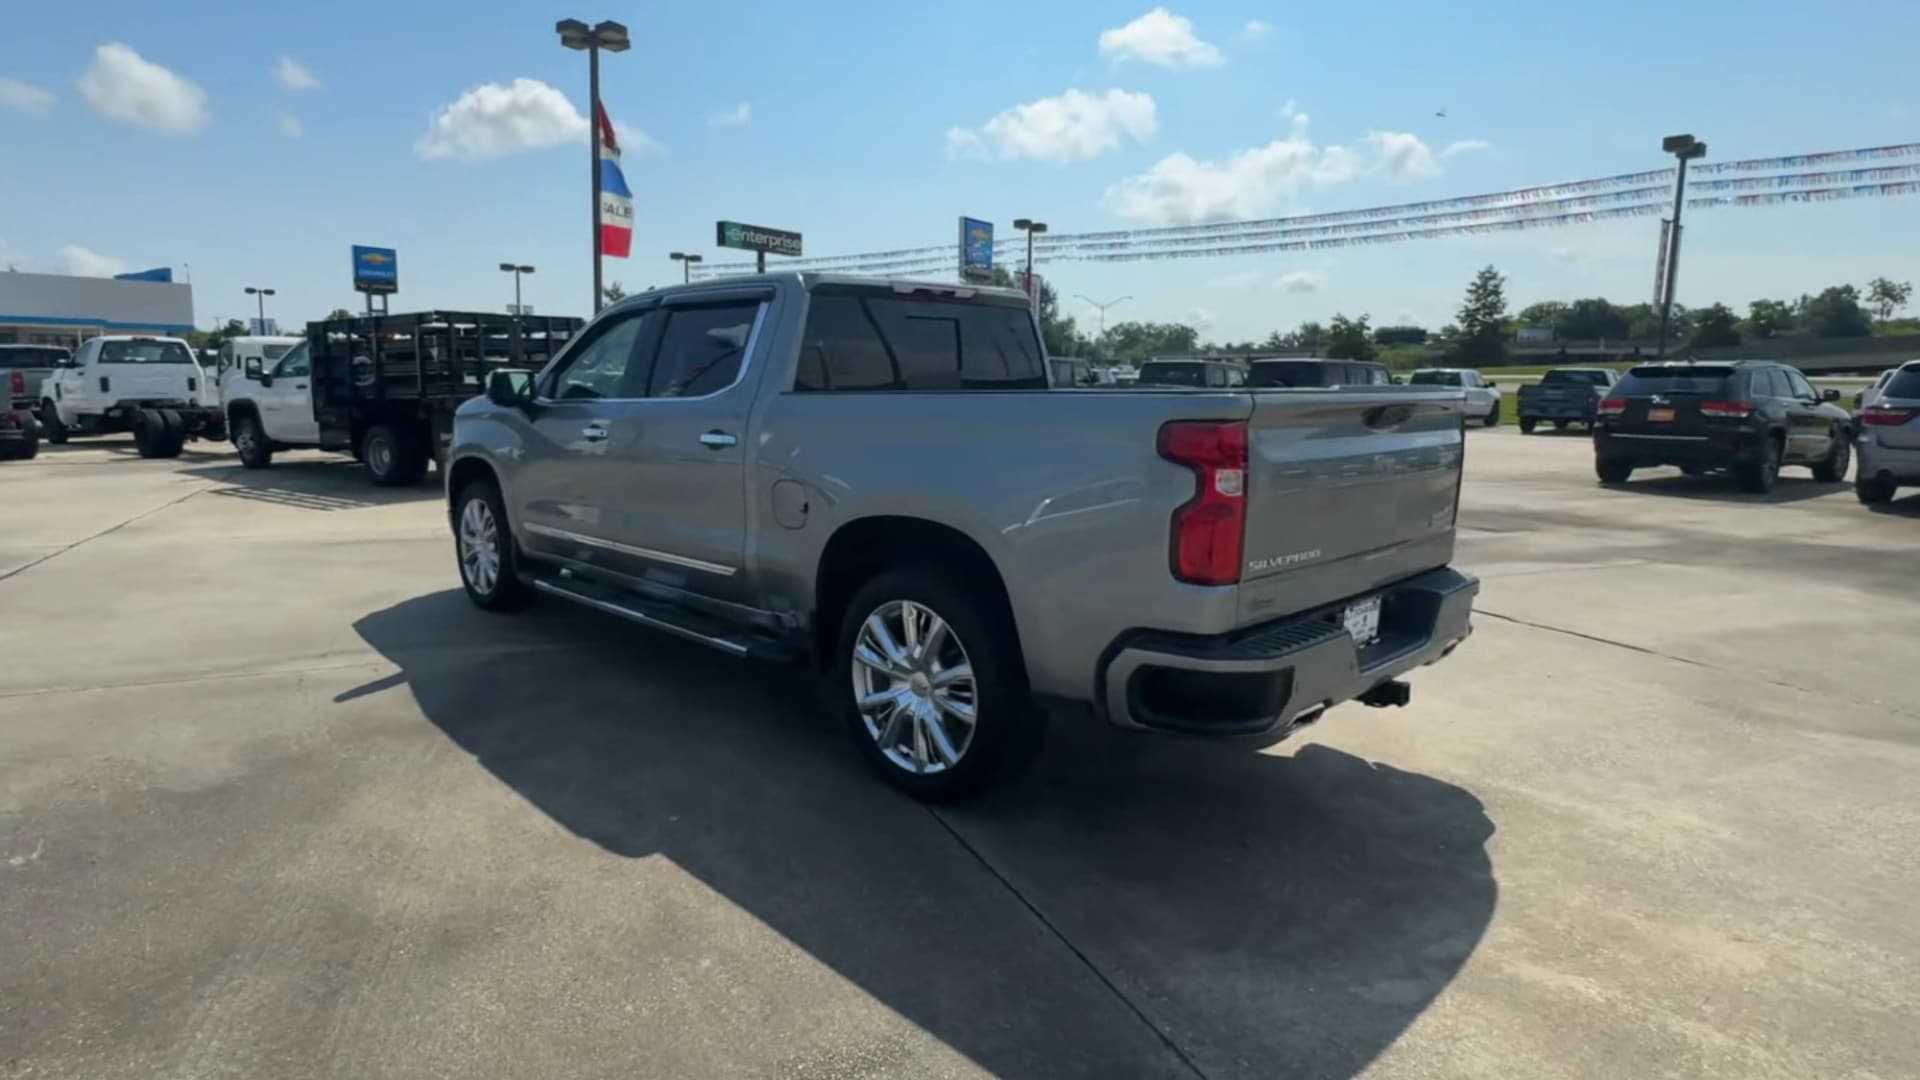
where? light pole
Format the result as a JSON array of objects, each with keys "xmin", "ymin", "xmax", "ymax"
[
  {"xmin": 1655, "ymin": 133, "xmax": 1707, "ymax": 359},
  {"xmin": 1074, "ymin": 293, "xmax": 1132, "ymax": 339},
  {"xmin": 669, "ymin": 251, "xmax": 703, "ymax": 284},
  {"xmin": 498, "ymin": 263, "xmax": 535, "ymax": 314},
  {"xmin": 557, "ymin": 17, "xmax": 630, "ymax": 314},
  {"xmin": 1013, "ymin": 217, "xmax": 1047, "ymax": 308},
  {"xmin": 243, "ymin": 286, "xmax": 274, "ymax": 332}
]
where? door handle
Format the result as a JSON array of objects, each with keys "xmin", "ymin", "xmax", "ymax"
[
  {"xmin": 294, "ymin": 384, "xmax": 307, "ymax": 391},
  {"xmin": 699, "ymin": 430, "xmax": 737, "ymax": 449},
  {"xmin": 582, "ymin": 425, "xmax": 610, "ymax": 441}
]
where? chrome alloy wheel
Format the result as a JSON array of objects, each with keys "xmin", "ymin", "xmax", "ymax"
[
  {"xmin": 852, "ymin": 599, "xmax": 977, "ymax": 775},
  {"xmin": 458, "ymin": 496, "xmax": 501, "ymax": 595}
]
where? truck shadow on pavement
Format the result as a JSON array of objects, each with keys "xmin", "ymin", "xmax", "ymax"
[
  {"xmin": 346, "ymin": 590, "xmax": 1498, "ymax": 1080},
  {"xmin": 180, "ymin": 460, "xmax": 443, "ymax": 512}
]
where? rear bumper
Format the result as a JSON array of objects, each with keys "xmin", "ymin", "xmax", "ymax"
[
  {"xmin": 1519, "ymin": 400, "xmax": 1595, "ymax": 420},
  {"xmin": 1097, "ymin": 567, "xmax": 1478, "ymax": 738},
  {"xmin": 1857, "ymin": 436, "xmax": 1920, "ymax": 481},
  {"xmin": 1595, "ymin": 426, "xmax": 1762, "ymax": 467}
]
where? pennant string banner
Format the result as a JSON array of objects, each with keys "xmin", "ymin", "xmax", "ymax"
[{"xmin": 693, "ymin": 142, "xmax": 1920, "ymax": 279}]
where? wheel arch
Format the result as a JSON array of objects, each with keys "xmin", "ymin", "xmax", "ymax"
[
  {"xmin": 812, "ymin": 515, "xmax": 1023, "ymax": 672},
  {"xmin": 444, "ymin": 454, "xmax": 500, "ymax": 532}
]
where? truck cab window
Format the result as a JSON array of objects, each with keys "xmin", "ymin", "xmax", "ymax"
[
  {"xmin": 646, "ymin": 302, "xmax": 760, "ymax": 398},
  {"xmin": 548, "ymin": 313, "xmax": 646, "ymax": 400}
]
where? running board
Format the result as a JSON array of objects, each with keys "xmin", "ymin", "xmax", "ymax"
[{"xmin": 528, "ymin": 576, "xmax": 795, "ymax": 662}]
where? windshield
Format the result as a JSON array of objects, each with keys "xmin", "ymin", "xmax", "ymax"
[
  {"xmin": 1409, "ymin": 371, "xmax": 1462, "ymax": 386},
  {"xmin": 99, "ymin": 340, "xmax": 194, "ymax": 364},
  {"xmin": 262, "ymin": 344, "xmax": 294, "ymax": 361},
  {"xmin": 0, "ymin": 347, "xmax": 69, "ymax": 368},
  {"xmin": 1136, "ymin": 362, "xmax": 1206, "ymax": 387},
  {"xmin": 1615, "ymin": 366, "xmax": 1738, "ymax": 395},
  {"xmin": 1540, "ymin": 369, "xmax": 1613, "ymax": 386},
  {"xmin": 1246, "ymin": 361, "xmax": 1329, "ymax": 388}
]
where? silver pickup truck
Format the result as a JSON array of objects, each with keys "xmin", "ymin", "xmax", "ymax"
[{"xmin": 445, "ymin": 274, "xmax": 1478, "ymax": 799}]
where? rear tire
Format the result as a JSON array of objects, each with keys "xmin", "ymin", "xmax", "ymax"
[
  {"xmin": 453, "ymin": 477, "xmax": 534, "ymax": 612},
  {"xmin": 4, "ymin": 414, "xmax": 38, "ymax": 460},
  {"xmin": 1736, "ymin": 436, "xmax": 1782, "ymax": 494},
  {"xmin": 1811, "ymin": 430, "xmax": 1851, "ymax": 482},
  {"xmin": 1553, "ymin": 418, "xmax": 1570, "ymax": 431},
  {"xmin": 1855, "ymin": 474, "xmax": 1896, "ymax": 505},
  {"xmin": 1483, "ymin": 401, "xmax": 1500, "ymax": 427},
  {"xmin": 1519, "ymin": 417, "xmax": 1537, "ymax": 434},
  {"xmin": 133, "ymin": 410, "xmax": 183, "ymax": 459},
  {"xmin": 233, "ymin": 414, "xmax": 273, "ymax": 469},
  {"xmin": 363, "ymin": 424, "xmax": 428, "ymax": 486},
  {"xmin": 1596, "ymin": 458, "xmax": 1633, "ymax": 485},
  {"xmin": 40, "ymin": 402, "xmax": 68, "ymax": 445},
  {"xmin": 835, "ymin": 567, "xmax": 1042, "ymax": 802}
]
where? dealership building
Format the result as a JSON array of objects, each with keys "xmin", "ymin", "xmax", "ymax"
[{"xmin": 0, "ymin": 269, "xmax": 195, "ymax": 349}]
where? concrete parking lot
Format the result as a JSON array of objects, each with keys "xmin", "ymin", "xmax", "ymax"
[{"xmin": 3, "ymin": 432, "xmax": 1917, "ymax": 1079}]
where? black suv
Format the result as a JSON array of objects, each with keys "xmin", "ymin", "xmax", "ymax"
[
  {"xmin": 1593, "ymin": 361, "xmax": 1852, "ymax": 492},
  {"xmin": 1246, "ymin": 358, "xmax": 1392, "ymax": 388}
]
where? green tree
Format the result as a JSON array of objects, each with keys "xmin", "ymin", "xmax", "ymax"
[
  {"xmin": 1689, "ymin": 303, "xmax": 1741, "ymax": 347},
  {"xmin": 601, "ymin": 281, "xmax": 628, "ymax": 304},
  {"xmin": 1516, "ymin": 301, "xmax": 1568, "ymax": 332},
  {"xmin": 1452, "ymin": 265, "xmax": 1508, "ymax": 364},
  {"xmin": 1865, "ymin": 277, "xmax": 1913, "ymax": 322},
  {"xmin": 1744, "ymin": 298, "xmax": 1796, "ymax": 339},
  {"xmin": 1102, "ymin": 320, "xmax": 1201, "ymax": 366},
  {"xmin": 1291, "ymin": 320, "xmax": 1325, "ymax": 350},
  {"xmin": 1323, "ymin": 314, "xmax": 1377, "ymax": 361},
  {"xmin": 325, "ymin": 307, "xmax": 355, "ymax": 321},
  {"xmin": 1803, "ymin": 285, "xmax": 1872, "ymax": 338},
  {"xmin": 1556, "ymin": 298, "xmax": 1630, "ymax": 341}
]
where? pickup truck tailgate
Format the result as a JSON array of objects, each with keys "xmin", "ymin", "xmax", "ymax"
[{"xmin": 1236, "ymin": 390, "xmax": 1463, "ymax": 626}]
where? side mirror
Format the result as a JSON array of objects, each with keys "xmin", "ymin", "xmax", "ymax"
[
  {"xmin": 487, "ymin": 369, "xmax": 535, "ymax": 409},
  {"xmin": 1821, "ymin": 388, "xmax": 1841, "ymax": 403},
  {"xmin": 244, "ymin": 357, "xmax": 263, "ymax": 378}
]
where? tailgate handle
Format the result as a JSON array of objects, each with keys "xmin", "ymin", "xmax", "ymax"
[{"xmin": 1362, "ymin": 403, "xmax": 1414, "ymax": 430}]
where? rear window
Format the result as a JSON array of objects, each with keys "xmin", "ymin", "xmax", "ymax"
[
  {"xmin": 1247, "ymin": 360, "xmax": 1334, "ymax": 388},
  {"xmin": 1409, "ymin": 370, "xmax": 1461, "ymax": 386},
  {"xmin": 1050, "ymin": 358, "xmax": 1092, "ymax": 386},
  {"xmin": 1615, "ymin": 365, "xmax": 1737, "ymax": 396},
  {"xmin": 1137, "ymin": 362, "xmax": 1208, "ymax": 387},
  {"xmin": 1883, "ymin": 368, "xmax": 1920, "ymax": 398},
  {"xmin": 793, "ymin": 291, "xmax": 1044, "ymax": 391},
  {"xmin": 99, "ymin": 340, "xmax": 194, "ymax": 364},
  {"xmin": 0, "ymin": 347, "xmax": 69, "ymax": 368},
  {"xmin": 1540, "ymin": 369, "xmax": 1614, "ymax": 386}
]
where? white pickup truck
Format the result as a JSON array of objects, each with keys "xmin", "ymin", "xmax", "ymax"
[{"xmin": 38, "ymin": 335, "xmax": 222, "ymax": 457}]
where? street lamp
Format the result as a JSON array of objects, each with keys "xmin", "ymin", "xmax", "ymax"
[
  {"xmin": 1074, "ymin": 293, "xmax": 1132, "ymax": 339},
  {"xmin": 557, "ymin": 17, "xmax": 630, "ymax": 314},
  {"xmin": 243, "ymin": 286, "xmax": 275, "ymax": 331},
  {"xmin": 1013, "ymin": 218, "xmax": 1047, "ymax": 306},
  {"xmin": 669, "ymin": 251, "xmax": 703, "ymax": 284},
  {"xmin": 1655, "ymin": 133, "xmax": 1707, "ymax": 359},
  {"xmin": 498, "ymin": 263, "xmax": 535, "ymax": 314}
]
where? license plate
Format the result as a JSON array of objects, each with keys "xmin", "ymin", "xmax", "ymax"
[
  {"xmin": 1648, "ymin": 407, "xmax": 1675, "ymax": 422},
  {"xmin": 1343, "ymin": 595, "xmax": 1382, "ymax": 646}
]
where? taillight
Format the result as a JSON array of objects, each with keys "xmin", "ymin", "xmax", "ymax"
[
  {"xmin": 1699, "ymin": 400, "xmax": 1751, "ymax": 418},
  {"xmin": 1158, "ymin": 420, "xmax": 1247, "ymax": 586},
  {"xmin": 1862, "ymin": 405, "xmax": 1918, "ymax": 427},
  {"xmin": 1597, "ymin": 396, "xmax": 1627, "ymax": 416},
  {"xmin": 7, "ymin": 370, "xmax": 21, "ymax": 395}
]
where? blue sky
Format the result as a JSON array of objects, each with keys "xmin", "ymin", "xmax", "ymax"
[{"xmin": 2, "ymin": 1, "xmax": 1917, "ymax": 340}]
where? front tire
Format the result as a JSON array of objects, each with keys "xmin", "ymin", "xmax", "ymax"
[
  {"xmin": 1483, "ymin": 401, "xmax": 1501, "ymax": 428},
  {"xmin": 1596, "ymin": 457, "xmax": 1633, "ymax": 485},
  {"xmin": 1855, "ymin": 474, "xmax": 1896, "ymax": 505},
  {"xmin": 454, "ymin": 478, "xmax": 534, "ymax": 611},
  {"xmin": 233, "ymin": 414, "xmax": 273, "ymax": 469},
  {"xmin": 40, "ymin": 402, "xmax": 68, "ymax": 445},
  {"xmin": 1519, "ymin": 417, "xmax": 1537, "ymax": 434},
  {"xmin": 836, "ymin": 568, "xmax": 1041, "ymax": 802},
  {"xmin": 1736, "ymin": 437, "xmax": 1782, "ymax": 494},
  {"xmin": 1811, "ymin": 430, "xmax": 1851, "ymax": 482}
]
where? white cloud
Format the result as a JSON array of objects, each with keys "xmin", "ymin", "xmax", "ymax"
[
  {"xmin": 1365, "ymin": 130, "xmax": 1440, "ymax": 181},
  {"xmin": 1098, "ymin": 8, "xmax": 1224, "ymax": 69},
  {"xmin": 1241, "ymin": 19, "xmax": 1273, "ymax": 40},
  {"xmin": 57, "ymin": 245, "xmax": 128, "ymax": 277},
  {"xmin": 76, "ymin": 43, "xmax": 208, "ymax": 135},
  {"xmin": 1181, "ymin": 306, "xmax": 1216, "ymax": 331},
  {"xmin": 947, "ymin": 88, "xmax": 1156, "ymax": 164},
  {"xmin": 1278, "ymin": 271, "xmax": 1324, "ymax": 293},
  {"xmin": 275, "ymin": 110, "xmax": 302, "ymax": 139},
  {"xmin": 415, "ymin": 78, "xmax": 586, "ymax": 161},
  {"xmin": 274, "ymin": 55, "xmax": 320, "ymax": 91},
  {"xmin": 709, "ymin": 102, "xmax": 750, "ymax": 128},
  {"xmin": 613, "ymin": 122, "xmax": 664, "ymax": 156},
  {"xmin": 0, "ymin": 77, "xmax": 55, "ymax": 115},
  {"xmin": 1442, "ymin": 138, "xmax": 1490, "ymax": 159}
]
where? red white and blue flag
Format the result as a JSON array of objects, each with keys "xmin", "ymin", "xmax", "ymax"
[{"xmin": 597, "ymin": 103, "xmax": 633, "ymax": 259}]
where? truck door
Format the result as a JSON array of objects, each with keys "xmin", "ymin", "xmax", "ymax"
[{"xmin": 266, "ymin": 345, "xmax": 319, "ymax": 443}]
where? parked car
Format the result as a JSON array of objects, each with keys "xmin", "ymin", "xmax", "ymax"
[
  {"xmin": 1516, "ymin": 367, "xmax": 1618, "ymax": 433},
  {"xmin": 1135, "ymin": 358, "xmax": 1246, "ymax": 388},
  {"xmin": 1853, "ymin": 366, "xmax": 1902, "ymax": 413},
  {"xmin": 1048, "ymin": 356, "xmax": 1108, "ymax": 386},
  {"xmin": 223, "ymin": 312, "xmax": 580, "ymax": 484},
  {"xmin": 445, "ymin": 274, "xmax": 1480, "ymax": 800},
  {"xmin": 0, "ymin": 344, "xmax": 66, "ymax": 460},
  {"xmin": 1409, "ymin": 368, "xmax": 1503, "ymax": 426},
  {"xmin": 37, "ymin": 336, "xmax": 220, "ymax": 458},
  {"xmin": 1855, "ymin": 360, "xmax": 1920, "ymax": 504},
  {"xmin": 1593, "ymin": 360, "xmax": 1853, "ymax": 493},
  {"xmin": 1246, "ymin": 358, "xmax": 1392, "ymax": 388}
]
